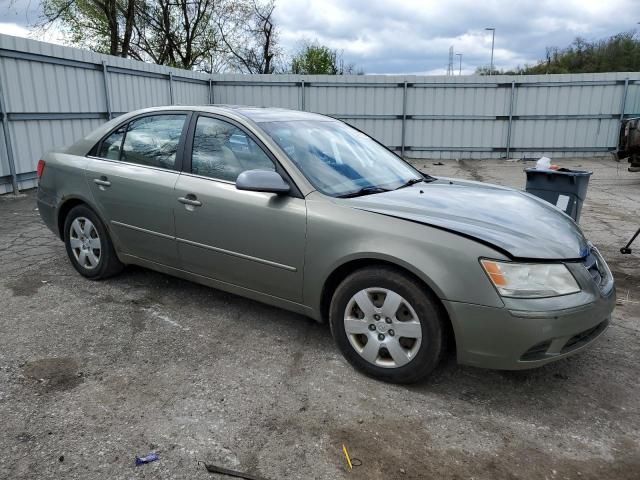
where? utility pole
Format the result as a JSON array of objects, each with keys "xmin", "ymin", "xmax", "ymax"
[
  {"xmin": 456, "ymin": 53, "xmax": 462, "ymax": 75},
  {"xmin": 485, "ymin": 27, "xmax": 495, "ymax": 74},
  {"xmin": 446, "ymin": 46, "xmax": 454, "ymax": 76}
]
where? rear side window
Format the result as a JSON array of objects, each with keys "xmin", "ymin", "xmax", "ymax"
[
  {"xmin": 96, "ymin": 114, "xmax": 187, "ymax": 170},
  {"xmin": 121, "ymin": 115, "xmax": 187, "ymax": 169}
]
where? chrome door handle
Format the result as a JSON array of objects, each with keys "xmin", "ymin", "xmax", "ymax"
[
  {"xmin": 178, "ymin": 196, "xmax": 202, "ymax": 207},
  {"xmin": 93, "ymin": 178, "xmax": 111, "ymax": 187}
]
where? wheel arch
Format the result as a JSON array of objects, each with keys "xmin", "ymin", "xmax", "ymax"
[
  {"xmin": 57, "ymin": 196, "xmax": 125, "ymax": 278},
  {"xmin": 57, "ymin": 197, "xmax": 87, "ymax": 240},
  {"xmin": 318, "ymin": 257, "xmax": 456, "ymax": 351},
  {"xmin": 57, "ymin": 196, "xmax": 106, "ymax": 241}
]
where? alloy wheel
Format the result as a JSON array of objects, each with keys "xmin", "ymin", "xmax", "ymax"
[
  {"xmin": 343, "ymin": 287, "xmax": 422, "ymax": 368},
  {"xmin": 69, "ymin": 217, "xmax": 101, "ymax": 269}
]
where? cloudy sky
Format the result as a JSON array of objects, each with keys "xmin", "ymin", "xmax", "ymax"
[{"xmin": 1, "ymin": 0, "xmax": 638, "ymax": 74}]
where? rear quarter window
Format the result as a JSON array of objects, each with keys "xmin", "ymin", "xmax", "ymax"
[{"xmin": 98, "ymin": 126, "xmax": 126, "ymax": 160}]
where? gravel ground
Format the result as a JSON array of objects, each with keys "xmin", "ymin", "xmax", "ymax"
[{"xmin": 1, "ymin": 157, "xmax": 639, "ymax": 480}]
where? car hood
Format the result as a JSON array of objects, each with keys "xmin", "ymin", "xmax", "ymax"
[{"xmin": 343, "ymin": 178, "xmax": 589, "ymax": 260}]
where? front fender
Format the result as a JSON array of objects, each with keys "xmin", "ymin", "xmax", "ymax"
[{"xmin": 303, "ymin": 194, "xmax": 508, "ymax": 316}]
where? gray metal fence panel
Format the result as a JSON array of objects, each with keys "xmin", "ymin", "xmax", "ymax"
[
  {"xmin": 1, "ymin": 33, "xmax": 640, "ymax": 194},
  {"xmin": 0, "ymin": 123, "xmax": 8, "ymax": 194},
  {"xmin": 109, "ymin": 72, "xmax": 172, "ymax": 112},
  {"xmin": 173, "ymin": 80, "xmax": 209, "ymax": 106},
  {"xmin": 625, "ymin": 83, "xmax": 640, "ymax": 116},
  {"xmin": 11, "ymin": 117, "xmax": 105, "ymax": 165},
  {"xmin": 212, "ymin": 74, "xmax": 301, "ymax": 109},
  {"xmin": 511, "ymin": 118, "xmax": 618, "ymax": 150},
  {"xmin": 514, "ymin": 83, "xmax": 624, "ymax": 116},
  {"xmin": 1, "ymin": 57, "xmax": 107, "ymax": 113}
]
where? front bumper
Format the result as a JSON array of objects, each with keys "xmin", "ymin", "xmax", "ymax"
[{"xmin": 443, "ymin": 283, "xmax": 615, "ymax": 370}]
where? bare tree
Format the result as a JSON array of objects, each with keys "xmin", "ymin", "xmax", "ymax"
[
  {"xmin": 218, "ymin": 0, "xmax": 281, "ymax": 74},
  {"xmin": 40, "ymin": 0, "xmax": 137, "ymax": 57},
  {"xmin": 37, "ymin": 0, "xmax": 284, "ymax": 73},
  {"xmin": 132, "ymin": 0, "xmax": 220, "ymax": 69}
]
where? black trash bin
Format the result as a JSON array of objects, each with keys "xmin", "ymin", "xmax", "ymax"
[{"xmin": 524, "ymin": 168, "xmax": 593, "ymax": 223}]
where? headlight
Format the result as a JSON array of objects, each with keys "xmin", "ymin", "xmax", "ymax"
[{"xmin": 480, "ymin": 259, "xmax": 580, "ymax": 298}]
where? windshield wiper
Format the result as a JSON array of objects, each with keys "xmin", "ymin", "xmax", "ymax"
[
  {"xmin": 395, "ymin": 177, "xmax": 424, "ymax": 190},
  {"xmin": 337, "ymin": 186, "xmax": 391, "ymax": 198}
]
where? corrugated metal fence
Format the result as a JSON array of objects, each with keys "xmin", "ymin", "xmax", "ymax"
[{"xmin": 1, "ymin": 33, "xmax": 639, "ymax": 194}]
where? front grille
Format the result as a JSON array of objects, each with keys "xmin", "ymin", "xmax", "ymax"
[{"xmin": 561, "ymin": 319, "xmax": 609, "ymax": 353}]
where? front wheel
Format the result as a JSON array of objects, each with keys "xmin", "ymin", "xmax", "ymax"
[{"xmin": 329, "ymin": 266, "xmax": 445, "ymax": 384}]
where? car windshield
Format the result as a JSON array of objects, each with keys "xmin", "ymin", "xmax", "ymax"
[{"xmin": 260, "ymin": 120, "xmax": 423, "ymax": 197}]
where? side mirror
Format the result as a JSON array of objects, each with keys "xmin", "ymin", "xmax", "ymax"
[{"xmin": 236, "ymin": 169, "xmax": 290, "ymax": 194}]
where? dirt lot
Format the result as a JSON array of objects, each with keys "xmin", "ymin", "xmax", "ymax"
[{"xmin": 1, "ymin": 157, "xmax": 639, "ymax": 479}]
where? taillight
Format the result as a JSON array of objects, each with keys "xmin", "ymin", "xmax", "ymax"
[{"xmin": 37, "ymin": 159, "xmax": 46, "ymax": 178}]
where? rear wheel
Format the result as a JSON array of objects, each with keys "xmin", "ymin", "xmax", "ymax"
[
  {"xmin": 329, "ymin": 266, "xmax": 445, "ymax": 384},
  {"xmin": 63, "ymin": 205, "xmax": 123, "ymax": 279}
]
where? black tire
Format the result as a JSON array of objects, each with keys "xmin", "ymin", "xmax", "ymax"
[
  {"xmin": 63, "ymin": 204, "xmax": 124, "ymax": 280},
  {"xmin": 329, "ymin": 266, "xmax": 445, "ymax": 384}
]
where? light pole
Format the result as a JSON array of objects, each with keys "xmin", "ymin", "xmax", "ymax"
[
  {"xmin": 485, "ymin": 27, "xmax": 495, "ymax": 74},
  {"xmin": 456, "ymin": 53, "xmax": 462, "ymax": 75}
]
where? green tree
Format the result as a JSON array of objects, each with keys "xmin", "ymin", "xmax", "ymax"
[
  {"xmin": 476, "ymin": 31, "xmax": 640, "ymax": 75},
  {"xmin": 290, "ymin": 41, "xmax": 360, "ymax": 75},
  {"xmin": 480, "ymin": 31, "xmax": 640, "ymax": 75}
]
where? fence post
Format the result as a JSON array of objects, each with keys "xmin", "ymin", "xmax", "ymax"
[
  {"xmin": 209, "ymin": 78, "xmax": 214, "ymax": 104},
  {"xmin": 300, "ymin": 79, "xmax": 306, "ymax": 111},
  {"xmin": 0, "ymin": 73, "xmax": 18, "ymax": 194},
  {"xmin": 401, "ymin": 81, "xmax": 408, "ymax": 158},
  {"xmin": 169, "ymin": 72, "xmax": 174, "ymax": 105},
  {"xmin": 102, "ymin": 61, "xmax": 112, "ymax": 120},
  {"xmin": 505, "ymin": 80, "xmax": 516, "ymax": 159},
  {"xmin": 619, "ymin": 77, "xmax": 629, "ymax": 123}
]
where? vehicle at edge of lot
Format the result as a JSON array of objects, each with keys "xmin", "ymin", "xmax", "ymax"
[
  {"xmin": 616, "ymin": 117, "xmax": 640, "ymax": 172},
  {"xmin": 36, "ymin": 105, "xmax": 615, "ymax": 384}
]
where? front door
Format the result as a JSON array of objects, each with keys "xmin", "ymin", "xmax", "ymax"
[
  {"xmin": 85, "ymin": 113, "xmax": 189, "ymax": 266},
  {"xmin": 174, "ymin": 114, "xmax": 307, "ymax": 302}
]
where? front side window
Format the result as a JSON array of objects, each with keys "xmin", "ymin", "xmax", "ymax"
[
  {"xmin": 115, "ymin": 114, "xmax": 187, "ymax": 169},
  {"xmin": 261, "ymin": 120, "xmax": 422, "ymax": 197},
  {"xmin": 191, "ymin": 116, "xmax": 274, "ymax": 182}
]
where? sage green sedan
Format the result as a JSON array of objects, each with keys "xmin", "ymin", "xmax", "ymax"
[{"xmin": 36, "ymin": 106, "xmax": 615, "ymax": 383}]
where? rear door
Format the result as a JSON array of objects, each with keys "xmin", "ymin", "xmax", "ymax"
[
  {"xmin": 173, "ymin": 114, "xmax": 307, "ymax": 302},
  {"xmin": 85, "ymin": 112, "xmax": 189, "ymax": 267}
]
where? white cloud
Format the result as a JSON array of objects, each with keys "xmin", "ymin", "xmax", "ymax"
[
  {"xmin": 275, "ymin": 0, "xmax": 639, "ymax": 73},
  {"xmin": 0, "ymin": 22, "xmax": 66, "ymax": 45},
  {"xmin": 0, "ymin": 22, "xmax": 29, "ymax": 37},
  {"xmin": 1, "ymin": 0, "xmax": 638, "ymax": 74}
]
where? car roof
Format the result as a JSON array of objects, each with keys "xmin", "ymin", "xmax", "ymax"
[
  {"xmin": 135, "ymin": 105, "xmax": 335, "ymax": 123},
  {"xmin": 66, "ymin": 104, "xmax": 339, "ymax": 159},
  {"xmin": 214, "ymin": 105, "xmax": 334, "ymax": 123}
]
